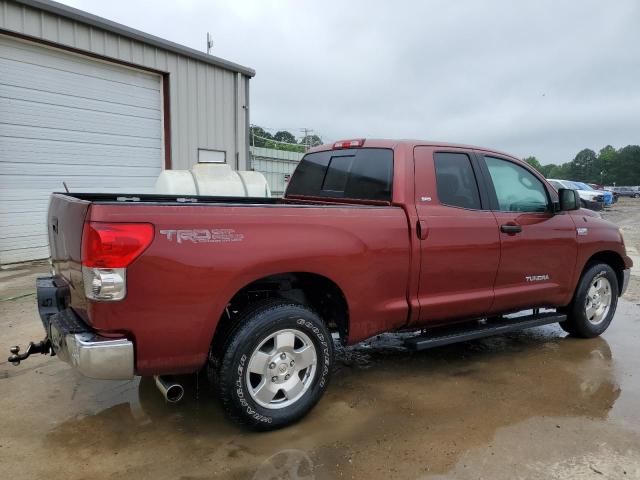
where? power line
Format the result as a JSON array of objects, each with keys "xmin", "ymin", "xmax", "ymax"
[
  {"xmin": 251, "ymin": 133, "xmax": 301, "ymax": 147},
  {"xmin": 250, "ymin": 124, "xmax": 334, "ymax": 148}
]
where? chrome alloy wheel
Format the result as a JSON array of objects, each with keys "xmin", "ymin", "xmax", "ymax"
[
  {"xmin": 585, "ymin": 277, "xmax": 612, "ymax": 325},
  {"xmin": 246, "ymin": 328, "xmax": 317, "ymax": 409}
]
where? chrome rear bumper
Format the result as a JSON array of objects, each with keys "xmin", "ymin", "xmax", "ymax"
[
  {"xmin": 51, "ymin": 329, "xmax": 134, "ymax": 380},
  {"xmin": 37, "ymin": 276, "xmax": 135, "ymax": 380},
  {"xmin": 621, "ymin": 269, "xmax": 631, "ymax": 296}
]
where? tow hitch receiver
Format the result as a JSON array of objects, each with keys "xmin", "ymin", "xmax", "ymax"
[{"xmin": 8, "ymin": 339, "xmax": 52, "ymax": 366}]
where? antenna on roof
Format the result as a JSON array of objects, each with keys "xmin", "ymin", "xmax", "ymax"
[
  {"xmin": 62, "ymin": 181, "xmax": 69, "ymax": 193},
  {"xmin": 206, "ymin": 32, "xmax": 213, "ymax": 55}
]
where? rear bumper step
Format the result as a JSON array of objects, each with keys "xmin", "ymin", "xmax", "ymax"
[
  {"xmin": 48, "ymin": 310, "xmax": 135, "ymax": 380},
  {"xmin": 405, "ymin": 311, "xmax": 567, "ymax": 351}
]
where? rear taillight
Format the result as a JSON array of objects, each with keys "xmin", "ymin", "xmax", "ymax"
[
  {"xmin": 333, "ymin": 138, "xmax": 365, "ymax": 149},
  {"xmin": 82, "ymin": 222, "xmax": 154, "ymax": 268},
  {"xmin": 81, "ymin": 222, "xmax": 154, "ymax": 301}
]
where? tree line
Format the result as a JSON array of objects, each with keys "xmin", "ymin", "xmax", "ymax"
[
  {"xmin": 250, "ymin": 125, "xmax": 323, "ymax": 153},
  {"xmin": 524, "ymin": 144, "xmax": 640, "ymax": 186}
]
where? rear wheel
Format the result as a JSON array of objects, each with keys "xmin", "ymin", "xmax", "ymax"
[
  {"xmin": 211, "ymin": 300, "xmax": 333, "ymax": 430},
  {"xmin": 559, "ymin": 263, "xmax": 618, "ymax": 338}
]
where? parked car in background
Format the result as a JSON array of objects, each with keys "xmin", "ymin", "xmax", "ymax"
[
  {"xmin": 573, "ymin": 182, "xmax": 614, "ymax": 206},
  {"xmin": 589, "ymin": 184, "xmax": 618, "ymax": 203},
  {"xmin": 547, "ymin": 179, "xmax": 605, "ymax": 211},
  {"xmin": 612, "ymin": 187, "xmax": 640, "ymax": 198}
]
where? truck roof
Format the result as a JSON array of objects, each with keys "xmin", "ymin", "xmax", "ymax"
[{"xmin": 309, "ymin": 139, "xmax": 520, "ymax": 160}]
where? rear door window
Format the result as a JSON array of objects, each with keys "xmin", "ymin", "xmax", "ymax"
[
  {"xmin": 433, "ymin": 152, "xmax": 482, "ymax": 209},
  {"xmin": 286, "ymin": 148, "xmax": 393, "ymax": 201}
]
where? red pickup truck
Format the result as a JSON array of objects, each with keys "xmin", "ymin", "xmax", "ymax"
[{"xmin": 9, "ymin": 139, "xmax": 632, "ymax": 430}]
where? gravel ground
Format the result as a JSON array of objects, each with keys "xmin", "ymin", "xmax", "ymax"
[{"xmin": 600, "ymin": 197, "xmax": 640, "ymax": 303}]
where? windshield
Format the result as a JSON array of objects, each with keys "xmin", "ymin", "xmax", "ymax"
[{"xmin": 575, "ymin": 182, "xmax": 593, "ymax": 190}]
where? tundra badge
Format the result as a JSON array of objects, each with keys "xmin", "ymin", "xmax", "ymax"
[{"xmin": 525, "ymin": 274, "xmax": 550, "ymax": 282}]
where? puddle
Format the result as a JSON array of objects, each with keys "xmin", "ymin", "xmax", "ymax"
[{"xmin": 2, "ymin": 301, "xmax": 640, "ymax": 479}]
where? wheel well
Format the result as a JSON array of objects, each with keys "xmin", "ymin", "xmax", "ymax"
[
  {"xmin": 211, "ymin": 272, "xmax": 349, "ymax": 354},
  {"xmin": 583, "ymin": 251, "xmax": 625, "ymax": 295}
]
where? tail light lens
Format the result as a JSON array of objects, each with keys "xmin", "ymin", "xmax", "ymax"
[
  {"xmin": 81, "ymin": 222, "xmax": 154, "ymax": 301},
  {"xmin": 82, "ymin": 222, "xmax": 154, "ymax": 268}
]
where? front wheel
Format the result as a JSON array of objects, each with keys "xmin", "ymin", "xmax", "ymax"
[
  {"xmin": 560, "ymin": 263, "xmax": 618, "ymax": 338},
  {"xmin": 212, "ymin": 300, "xmax": 333, "ymax": 430}
]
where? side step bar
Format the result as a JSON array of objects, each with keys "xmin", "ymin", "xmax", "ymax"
[{"xmin": 405, "ymin": 311, "xmax": 566, "ymax": 351}]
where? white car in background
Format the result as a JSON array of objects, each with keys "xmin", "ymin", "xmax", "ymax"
[{"xmin": 547, "ymin": 179, "xmax": 605, "ymax": 211}]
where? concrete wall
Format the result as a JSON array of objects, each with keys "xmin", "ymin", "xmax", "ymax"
[{"xmin": 0, "ymin": 0, "xmax": 251, "ymax": 170}]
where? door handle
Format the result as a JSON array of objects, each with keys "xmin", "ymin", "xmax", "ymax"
[
  {"xmin": 417, "ymin": 220, "xmax": 428, "ymax": 240},
  {"xmin": 500, "ymin": 223, "xmax": 522, "ymax": 234}
]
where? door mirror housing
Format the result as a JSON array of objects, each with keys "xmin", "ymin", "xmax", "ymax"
[{"xmin": 557, "ymin": 188, "xmax": 580, "ymax": 211}]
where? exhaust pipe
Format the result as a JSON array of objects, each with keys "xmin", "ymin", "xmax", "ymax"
[{"xmin": 154, "ymin": 375, "xmax": 184, "ymax": 403}]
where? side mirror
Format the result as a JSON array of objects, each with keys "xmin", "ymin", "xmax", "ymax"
[{"xmin": 558, "ymin": 188, "xmax": 580, "ymax": 211}]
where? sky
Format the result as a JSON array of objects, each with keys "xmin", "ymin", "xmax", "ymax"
[{"xmin": 61, "ymin": 0, "xmax": 640, "ymax": 165}]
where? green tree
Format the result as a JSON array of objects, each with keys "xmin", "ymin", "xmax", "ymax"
[
  {"xmin": 524, "ymin": 156, "xmax": 543, "ymax": 173},
  {"xmin": 300, "ymin": 134, "xmax": 323, "ymax": 148},
  {"xmin": 614, "ymin": 145, "xmax": 640, "ymax": 186},
  {"xmin": 539, "ymin": 164, "xmax": 555, "ymax": 178},
  {"xmin": 595, "ymin": 145, "xmax": 616, "ymax": 185},
  {"xmin": 249, "ymin": 125, "xmax": 273, "ymax": 148},
  {"xmin": 546, "ymin": 163, "xmax": 570, "ymax": 180},
  {"xmin": 250, "ymin": 125, "xmax": 305, "ymax": 152},
  {"xmin": 273, "ymin": 130, "xmax": 297, "ymax": 144},
  {"xmin": 570, "ymin": 149, "xmax": 597, "ymax": 182},
  {"xmin": 534, "ymin": 144, "xmax": 640, "ymax": 186}
]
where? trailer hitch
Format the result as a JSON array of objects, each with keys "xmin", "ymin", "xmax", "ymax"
[{"xmin": 8, "ymin": 339, "xmax": 53, "ymax": 366}]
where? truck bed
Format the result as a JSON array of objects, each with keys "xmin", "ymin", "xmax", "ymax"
[{"xmin": 57, "ymin": 192, "xmax": 391, "ymax": 207}]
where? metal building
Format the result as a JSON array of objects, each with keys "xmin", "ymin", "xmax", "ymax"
[
  {"xmin": 0, "ymin": 0, "xmax": 254, "ymax": 264},
  {"xmin": 250, "ymin": 147, "xmax": 303, "ymax": 197}
]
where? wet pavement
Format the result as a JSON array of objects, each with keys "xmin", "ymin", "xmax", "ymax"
[{"xmin": 2, "ymin": 265, "xmax": 640, "ymax": 479}]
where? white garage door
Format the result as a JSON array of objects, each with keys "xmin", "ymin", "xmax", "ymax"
[{"xmin": 0, "ymin": 35, "xmax": 163, "ymax": 264}]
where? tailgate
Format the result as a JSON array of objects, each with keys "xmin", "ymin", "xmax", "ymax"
[{"xmin": 47, "ymin": 193, "xmax": 90, "ymax": 308}]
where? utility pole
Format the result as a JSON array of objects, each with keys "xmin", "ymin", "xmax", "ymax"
[
  {"xmin": 206, "ymin": 32, "xmax": 213, "ymax": 55},
  {"xmin": 300, "ymin": 128, "xmax": 314, "ymax": 151}
]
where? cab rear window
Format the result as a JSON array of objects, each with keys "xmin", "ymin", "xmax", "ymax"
[{"xmin": 285, "ymin": 148, "xmax": 393, "ymax": 201}]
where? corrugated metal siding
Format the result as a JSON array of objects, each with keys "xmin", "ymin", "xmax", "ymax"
[
  {"xmin": 250, "ymin": 147, "xmax": 303, "ymax": 197},
  {"xmin": 0, "ymin": 34, "xmax": 163, "ymax": 263},
  {"xmin": 0, "ymin": 0, "xmax": 249, "ymax": 171}
]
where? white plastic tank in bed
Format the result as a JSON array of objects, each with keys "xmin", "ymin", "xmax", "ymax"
[{"xmin": 154, "ymin": 164, "xmax": 271, "ymax": 197}]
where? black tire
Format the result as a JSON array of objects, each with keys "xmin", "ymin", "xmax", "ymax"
[
  {"xmin": 560, "ymin": 263, "xmax": 619, "ymax": 338},
  {"xmin": 211, "ymin": 300, "xmax": 333, "ymax": 431}
]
